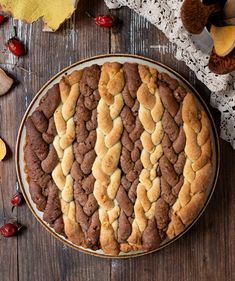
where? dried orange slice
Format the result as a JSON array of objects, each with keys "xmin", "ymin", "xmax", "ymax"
[
  {"xmin": 0, "ymin": 138, "xmax": 7, "ymax": 161},
  {"xmin": 210, "ymin": 25, "xmax": 235, "ymax": 57}
]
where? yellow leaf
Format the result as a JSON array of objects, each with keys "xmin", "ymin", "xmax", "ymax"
[
  {"xmin": 0, "ymin": 0, "xmax": 79, "ymax": 31},
  {"xmin": 0, "ymin": 138, "xmax": 7, "ymax": 161}
]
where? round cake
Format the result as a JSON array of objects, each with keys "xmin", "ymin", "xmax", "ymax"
[{"xmin": 24, "ymin": 62, "xmax": 213, "ymax": 256}]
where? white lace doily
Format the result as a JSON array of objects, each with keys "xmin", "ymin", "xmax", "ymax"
[{"xmin": 105, "ymin": 0, "xmax": 235, "ymax": 149}]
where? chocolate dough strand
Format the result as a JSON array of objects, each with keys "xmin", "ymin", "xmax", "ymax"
[
  {"xmin": 72, "ymin": 65, "xmax": 101, "ymax": 249},
  {"xmin": 157, "ymin": 73, "xmax": 187, "ymax": 236},
  {"xmin": 25, "ymin": 83, "xmax": 62, "ymax": 232},
  {"xmin": 118, "ymin": 63, "xmax": 143, "ymax": 244}
]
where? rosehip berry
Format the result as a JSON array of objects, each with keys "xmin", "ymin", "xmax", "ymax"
[
  {"xmin": 0, "ymin": 15, "xmax": 6, "ymax": 25},
  {"xmin": 0, "ymin": 223, "xmax": 22, "ymax": 238},
  {"xmin": 7, "ymin": 37, "xmax": 24, "ymax": 57},
  {"xmin": 95, "ymin": 15, "xmax": 117, "ymax": 27},
  {"xmin": 11, "ymin": 192, "xmax": 23, "ymax": 207}
]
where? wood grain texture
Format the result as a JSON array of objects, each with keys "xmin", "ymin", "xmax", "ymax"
[{"xmin": 0, "ymin": 1, "xmax": 234, "ymax": 281}]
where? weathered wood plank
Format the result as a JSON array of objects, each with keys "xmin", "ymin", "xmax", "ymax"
[
  {"xmin": 110, "ymin": 5, "xmax": 235, "ymax": 281},
  {"xmin": 0, "ymin": 91, "xmax": 18, "ymax": 281},
  {"xmin": 14, "ymin": 1, "xmax": 110, "ymax": 281},
  {"xmin": 0, "ymin": 14, "xmax": 20, "ymax": 281}
]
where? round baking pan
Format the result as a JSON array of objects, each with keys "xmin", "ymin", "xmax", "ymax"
[{"xmin": 16, "ymin": 54, "xmax": 220, "ymax": 258}]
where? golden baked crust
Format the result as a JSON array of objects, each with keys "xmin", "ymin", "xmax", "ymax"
[
  {"xmin": 24, "ymin": 62, "xmax": 214, "ymax": 256},
  {"xmin": 166, "ymin": 93, "xmax": 213, "ymax": 238},
  {"xmin": 52, "ymin": 71, "xmax": 83, "ymax": 245}
]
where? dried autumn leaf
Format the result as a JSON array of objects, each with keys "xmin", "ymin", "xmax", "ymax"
[
  {"xmin": 0, "ymin": 68, "xmax": 13, "ymax": 96},
  {"xmin": 0, "ymin": 138, "xmax": 7, "ymax": 161},
  {"xmin": 0, "ymin": 0, "xmax": 79, "ymax": 31}
]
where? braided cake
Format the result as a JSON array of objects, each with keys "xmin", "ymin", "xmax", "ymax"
[{"xmin": 24, "ymin": 62, "xmax": 214, "ymax": 256}]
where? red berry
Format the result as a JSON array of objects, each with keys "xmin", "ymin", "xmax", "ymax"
[
  {"xmin": 11, "ymin": 193, "xmax": 23, "ymax": 207},
  {"xmin": 7, "ymin": 37, "xmax": 24, "ymax": 57},
  {"xmin": 0, "ymin": 223, "xmax": 20, "ymax": 237},
  {"xmin": 95, "ymin": 15, "xmax": 116, "ymax": 28},
  {"xmin": 0, "ymin": 15, "xmax": 6, "ymax": 25}
]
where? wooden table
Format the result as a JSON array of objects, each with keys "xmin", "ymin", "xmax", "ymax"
[{"xmin": 0, "ymin": 1, "xmax": 234, "ymax": 280}]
